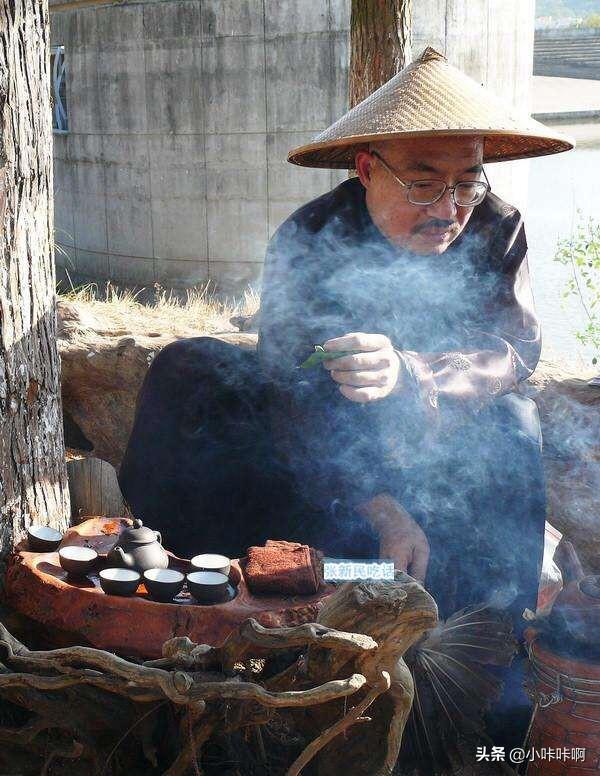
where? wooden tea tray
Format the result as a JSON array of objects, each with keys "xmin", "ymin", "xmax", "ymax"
[{"xmin": 4, "ymin": 517, "xmax": 334, "ymax": 658}]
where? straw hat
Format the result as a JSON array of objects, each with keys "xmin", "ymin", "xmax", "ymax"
[{"xmin": 287, "ymin": 47, "xmax": 574, "ymax": 168}]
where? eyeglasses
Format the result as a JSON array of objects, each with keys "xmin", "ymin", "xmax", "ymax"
[{"xmin": 371, "ymin": 150, "xmax": 491, "ymax": 208}]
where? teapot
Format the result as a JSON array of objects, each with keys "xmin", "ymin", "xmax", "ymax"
[
  {"xmin": 539, "ymin": 574, "xmax": 600, "ymax": 660},
  {"xmin": 106, "ymin": 519, "xmax": 169, "ymax": 572}
]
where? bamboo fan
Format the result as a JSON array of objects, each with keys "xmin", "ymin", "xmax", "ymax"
[{"xmin": 398, "ymin": 604, "xmax": 518, "ymax": 775}]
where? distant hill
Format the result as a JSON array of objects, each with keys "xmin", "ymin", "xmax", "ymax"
[{"xmin": 537, "ymin": 0, "xmax": 600, "ymax": 17}]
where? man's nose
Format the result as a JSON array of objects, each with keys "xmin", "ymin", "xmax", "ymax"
[{"xmin": 426, "ymin": 187, "xmax": 457, "ymax": 220}]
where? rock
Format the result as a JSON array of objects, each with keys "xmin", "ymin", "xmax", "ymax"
[
  {"xmin": 56, "ymin": 299, "xmax": 102, "ymax": 337},
  {"xmin": 57, "ymin": 299, "xmax": 257, "ymax": 469},
  {"xmin": 230, "ymin": 310, "xmax": 260, "ymax": 332},
  {"xmin": 525, "ymin": 360, "xmax": 600, "ymax": 572}
]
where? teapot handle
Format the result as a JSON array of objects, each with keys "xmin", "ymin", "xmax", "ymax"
[{"xmin": 154, "ymin": 530, "xmax": 163, "ymax": 545}]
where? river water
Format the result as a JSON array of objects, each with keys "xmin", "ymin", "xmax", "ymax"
[{"xmin": 524, "ymin": 122, "xmax": 600, "ymax": 368}]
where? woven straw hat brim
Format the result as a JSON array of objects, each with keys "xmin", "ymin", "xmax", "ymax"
[
  {"xmin": 287, "ymin": 47, "xmax": 574, "ymax": 168},
  {"xmin": 288, "ymin": 127, "xmax": 574, "ymax": 168}
]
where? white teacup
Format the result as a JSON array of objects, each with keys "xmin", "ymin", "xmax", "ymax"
[
  {"xmin": 58, "ymin": 545, "xmax": 98, "ymax": 577},
  {"xmin": 187, "ymin": 571, "xmax": 230, "ymax": 603},
  {"xmin": 27, "ymin": 525, "xmax": 63, "ymax": 552},
  {"xmin": 190, "ymin": 553, "xmax": 230, "ymax": 577}
]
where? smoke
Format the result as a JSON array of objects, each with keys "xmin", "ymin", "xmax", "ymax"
[
  {"xmin": 257, "ymin": 182, "xmax": 546, "ymax": 628},
  {"xmin": 122, "ymin": 175, "xmax": 596, "ymax": 642},
  {"xmin": 535, "ymin": 386, "xmax": 600, "ymax": 579},
  {"xmin": 115, "ymin": 181, "xmax": 599, "ymax": 768}
]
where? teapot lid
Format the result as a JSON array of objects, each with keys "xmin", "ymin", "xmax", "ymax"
[{"xmin": 117, "ymin": 519, "xmax": 157, "ymax": 546}]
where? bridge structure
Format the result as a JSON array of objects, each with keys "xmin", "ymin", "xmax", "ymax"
[{"xmin": 534, "ymin": 28, "xmax": 600, "ymax": 80}]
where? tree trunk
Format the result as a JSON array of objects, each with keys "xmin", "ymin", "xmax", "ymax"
[
  {"xmin": 349, "ymin": 0, "xmax": 412, "ymax": 108},
  {"xmin": 0, "ymin": 0, "xmax": 70, "ymax": 569}
]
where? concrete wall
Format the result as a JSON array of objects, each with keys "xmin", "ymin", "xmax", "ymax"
[
  {"xmin": 51, "ymin": 0, "xmax": 535, "ymax": 295},
  {"xmin": 51, "ymin": 0, "xmax": 350, "ymax": 294}
]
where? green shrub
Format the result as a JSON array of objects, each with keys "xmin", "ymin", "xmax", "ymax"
[{"xmin": 554, "ymin": 213, "xmax": 600, "ymax": 365}]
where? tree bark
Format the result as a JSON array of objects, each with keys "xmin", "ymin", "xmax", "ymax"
[
  {"xmin": 0, "ymin": 0, "xmax": 70, "ymax": 568},
  {"xmin": 349, "ymin": 0, "xmax": 412, "ymax": 109}
]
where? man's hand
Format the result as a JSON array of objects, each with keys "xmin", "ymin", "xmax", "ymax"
[
  {"xmin": 379, "ymin": 524, "xmax": 430, "ymax": 583},
  {"xmin": 323, "ymin": 332, "xmax": 401, "ymax": 403},
  {"xmin": 357, "ymin": 493, "xmax": 430, "ymax": 583}
]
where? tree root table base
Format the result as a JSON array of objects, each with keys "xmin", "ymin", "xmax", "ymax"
[
  {"xmin": 0, "ymin": 568, "xmax": 438, "ymax": 775},
  {"xmin": 4, "ymin": 517, "xmax": 335, "ymax": 658}
]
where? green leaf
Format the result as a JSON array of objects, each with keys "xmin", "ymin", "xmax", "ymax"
[{"xmin": 299, "ymin": 344, "xmax": 363, "ymax": 369}]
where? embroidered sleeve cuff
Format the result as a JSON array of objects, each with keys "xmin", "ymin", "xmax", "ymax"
[{"xmin": 393, "ymin": 348, "xmax": 440, "ymax": 413}]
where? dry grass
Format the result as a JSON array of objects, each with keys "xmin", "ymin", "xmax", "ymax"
[{"xmin": 57, "ymin": 275, "xmax": 259, "ymax": 338}]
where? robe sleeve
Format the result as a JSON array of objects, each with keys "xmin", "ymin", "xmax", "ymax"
[
  {"xmin": 393, "ymin": 209, "xmax": 541, "ymax": 412},
  {"xmin": 257, "ymin": 221, "xmax": 391, "ymax": 512}
]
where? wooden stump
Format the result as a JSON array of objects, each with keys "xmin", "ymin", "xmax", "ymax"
[
  {"xmin": 4, "ymin": 517, "xmax": 334, "ymax": 657},
  {"xmin": 280, "ymin": 576, "xmax": 438, "ymax": 776},
  {"xmin": 67, "ymin": 458, "xmax": 127, "ymax": 520}
]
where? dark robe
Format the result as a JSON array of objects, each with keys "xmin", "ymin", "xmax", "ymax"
[
  {"xmin": 255, "ymin": 175, "xmax": 547, "ymax": 749},
  {"xmin": 257, "ymin": 176, "xmax": 545, "ymax": 627},
  {"xmin": 120, "ymin": 176, "xmax": 546, "ymax": 628}
]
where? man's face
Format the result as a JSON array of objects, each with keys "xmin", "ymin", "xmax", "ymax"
[{"xmin": 355, "ymin": 136, "xmax": 485, "ymax": 256}]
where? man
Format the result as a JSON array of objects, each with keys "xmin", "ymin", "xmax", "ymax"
[
  {"xmin": 119, "ymin": 46, "xmax": 572, "ymax": 752},
  {"xmin": 256, "ymin": 48, "xmax": 572, "ymax": 627},
  {"xmin": 121, "ymin": 47, "xmax": 572, "ymax": 620},
  {"xmin": 258, "ymin": 130, "xmax": 540, "ymax": 615}
]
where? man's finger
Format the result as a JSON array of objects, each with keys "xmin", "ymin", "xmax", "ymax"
[
  {"xmin": 330, "ymin": 369, "xmax": 388, "ymax": 388},
  {"xmin": 408, "ymin": 543, "xmax": 430, "ymax": 584},
  {"xmin": 389, "ymin": 547, "xmax": 412, "ymax": 574},
  {"xmin": 322, "ymin": 351, "xmax": 394, "ymax": 372},
  {"xmin": 324, "ymin": 332, "xmax": 390, "ymax": 352}
]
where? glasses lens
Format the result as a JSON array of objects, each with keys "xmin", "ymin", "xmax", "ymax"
[
  {"xmin": 407, "ymin": 181, "xmax": 446, "ymax": 205},
  {"xmin": 454, "ymin": 182, "xmax": 488, "ymax": 207}
]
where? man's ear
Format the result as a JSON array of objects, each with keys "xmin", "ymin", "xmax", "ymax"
[{"xmin": 355, "ymin": 149, "xmax": 373, "ymax": 188}]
